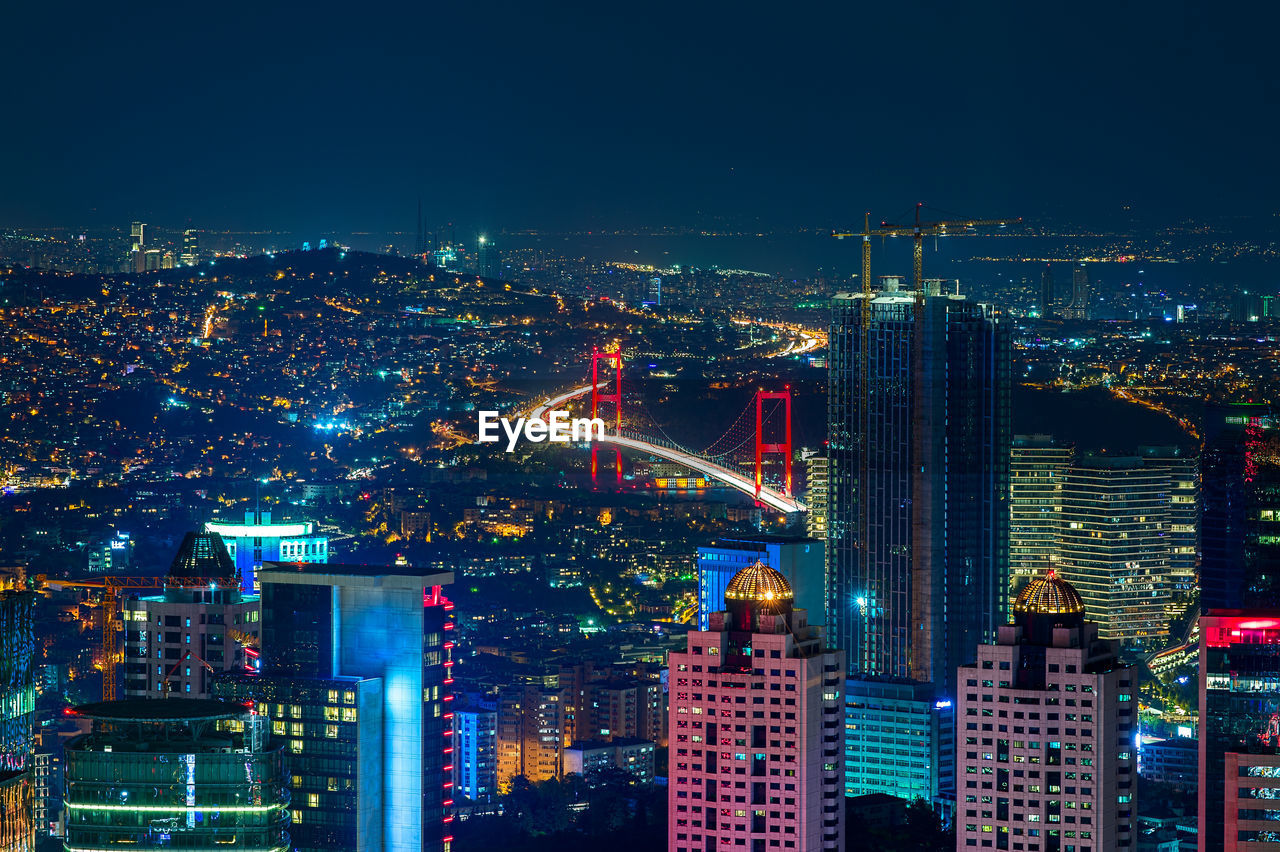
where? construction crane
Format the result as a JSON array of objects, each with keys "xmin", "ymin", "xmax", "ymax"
[
  {"xmin": 834, "ymin": 203, "xmax": 1021, "ymax": 292},
  {"xmin": 41, "ymin": 574, "xmax": 238, "ymax": 701}
]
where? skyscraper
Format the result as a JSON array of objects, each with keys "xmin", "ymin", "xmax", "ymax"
[
  {"xmin": 454, "ymin": 704, "xmax": 498, "ymax": 803},
  {"xmin": 828, "ymin": 290, "xmax": 1011, "ymax": 694},
  {"xmin": 213, "ymin": 563, "xmax": 455, "ymax": 852},
  {"xmin": 181, "ymin": 229, "xmax": 199, "ymax": 265},
  {"xmin": 842, "ymin": 676, "xmax": 954, "ymax": 808},
  {"xmin": 1010, "ymin": 435, "xmax": 1074, "ymax": 602},
  {"xmin": 0, "ymin": 590, "xmax": 35, "ymax": 852},
  {"xmin": 1201, "ymin": 405, "xmax": 1280, "ymax": 612},
  {"xmin": 1062, "ymin": 263, "xmax": 1090, "ymax": 320},
  {"xmin": 1199, "ymin": 611, "xmax": 1280, "ymax": 852},
  {"xmin": 955, "ymin": 570, "xmax": 1136, "ymax": 852},
  {"xmin": 129, "ymin": 221, "xmax": 145, "ymax": 253},
  {"xmin": 61, "ymin": 698, "xmax": 288, "ymax": 850},
  {"xmin": 667, "ymin": 562, "xmax": 844, "ymax": 852},
  {"xmin": 1057, "ymin": 457, "xmax": 1171, "ymax": 646},
  {"xmin": 476, "ymin": 236, "xmax": 497, "ymax": 279},
  {"xmin": 697, "ymin": 538, "xmax": 824, "ymax": 631},
  {"xmin": 496, "ymin": 684, "xmax": 565, "ymax": 791},
  {"xmin": 1040, "ymin": 264, "xmax": 1055, "ymax": 317},
  {"xmin": 1139, "ymin": 445, "xmax": 1201, "ymax": 601}
]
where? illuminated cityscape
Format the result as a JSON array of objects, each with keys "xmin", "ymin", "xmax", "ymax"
[{"xmin": 2, "ymin": 4, "xmax": 1280, "ymax": 852}]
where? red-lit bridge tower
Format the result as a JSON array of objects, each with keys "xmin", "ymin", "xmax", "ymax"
[
  {"xmin": 591, "ymin": 347, "xmax": 623, "ymax": 483},
  {"xmin": 755, "ymin": 388, "xmax": 793, "ymax": 500}
]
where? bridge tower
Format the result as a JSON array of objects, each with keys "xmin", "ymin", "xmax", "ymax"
[
  {"xmin": 755, "ymin": 388, "xmax": 793, "ymax": 499},
  {"xmin": 590, "ymin": 347, "xmax": 623, "ymax": 483}
]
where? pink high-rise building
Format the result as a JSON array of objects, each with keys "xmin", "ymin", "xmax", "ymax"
[
  {"xmin": 668, "ymin": 561, "xmax": 844, "ymax": 852},
  {"xmin": 955, "ymin": 569, "xmax": 1136, "ymax": 852}
]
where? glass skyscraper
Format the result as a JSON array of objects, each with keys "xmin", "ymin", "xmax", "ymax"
[
  {"xmin": 214, "ymin": 562, "xmax": 454, "ymax": 852},
  {"xmin": 827, "ymin": 291, "xmax": 1010, "ymax": 696}
]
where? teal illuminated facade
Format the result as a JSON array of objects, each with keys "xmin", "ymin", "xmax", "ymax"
[
  {"xmin": 1, "ymin": 590, "xmax": 36, "ymax": 852},
  {"xmin": 843, "ymin": 676, "xmax": 954, "ymax": 809},
  {"xmin": 62, "ymin": 699, "xmax": 288, "ymax": 850}
]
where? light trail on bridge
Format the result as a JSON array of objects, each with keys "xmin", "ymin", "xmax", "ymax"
[{"xmin": 528, "ymin": 384, "xmax": 807, "ymax": 514}]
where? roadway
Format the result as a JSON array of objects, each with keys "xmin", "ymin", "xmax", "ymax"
[{"xmin": 528, "ymin": 384, "xmax": 807, "ymax": 514}]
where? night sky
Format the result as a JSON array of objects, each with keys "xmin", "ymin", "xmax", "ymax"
[{"xmin": 4, "ymin": 1, "xmax": 1278, "ymax": 233}]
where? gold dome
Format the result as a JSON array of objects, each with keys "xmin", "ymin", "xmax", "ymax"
[
  {"xmin": 725, "ymin": 561, "xmax": 794, "ymax": 605},
  {"xmin": 1013, "ymin": 569, "xmax": 1085, "ymax": 616}
]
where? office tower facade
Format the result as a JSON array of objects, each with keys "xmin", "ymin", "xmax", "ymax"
[
  {"xmin": 62, "ymin": 699, "xmax": 288, "ymax": 850},
  {"xmin": 668, "ymin": 563, "xmax": 844, "ymax": 852},
  {"xmin": 496, "ymin": 685, "xmax": 565, "ymax": 791},
  {"xmin": 1040, "ymin": 264, "xmax": 1054, "ymax": 317},
  {"xmin": 454, "ymin": 706, "xmax": 498, "ymax": 803},
  {"xmin": 206, "ymin": 510, "xmax": 329, "ymax": 593},
  {"xmin": 803, "ymin": 453, "xmax": 829, "ymax": 542},
  {"xmin": 955, "ymin": 571, "xmax": 1136, "ymax": 852},
  {"xmin": 1139, "ymin": 446, "xmax": 1201, "ymax": 599},
  {"xmin": 129, "ymin": 221, "xmax": 145, "ymax": 253},
  {"xmin": 842, "ymin": 676, "xmax": 954, "ymax": 808},
  {"xmin": 214, "ymin": 564, "xmax": 455, "ymax": 852},
  {"xmin": 828, "ymin": 291, "xmax": 1011, "ymax": 694},
  {"xmin": 1010, "ymin": 436, "xmax": 1075, "ymax": 602},
  {"xmin": 698, "ymin": 537, "xmax": 824, "ymax": 631},
  {"xmin": 1199, "ymin": 611, "xmax": 1280, "ymax": 852},
  {"xmin": 122, "ymin": 531, "xmax": 260, "ymax": 698},
  {"xmin": 0, "ymin": 591, "xmax": 36, "ymax": 852},
  {"xmin": 1201, "ymin": 405, "xmax": 1280, "ymax": 611},
  {"xmin": 181, "ymin": 229, "xmax": 199, "ymax": 265},
  {"xmin": 1062, "ymin": 264, "xmax": 1090, "ymax": 320},
  {"xmin": 1057, "ymin": 457, "xmax": 1171, "ymax": 646}
]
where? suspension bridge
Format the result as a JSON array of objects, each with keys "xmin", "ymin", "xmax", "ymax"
[{"xmin": 526, "ymin": 348, "xmax": 806, "ymax": 514}]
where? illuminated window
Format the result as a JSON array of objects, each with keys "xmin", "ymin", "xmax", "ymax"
[
  {"xmin": 290, "ymin": 740, "xmax": 304, "ymax": 753},
  {"xmin": 291, "ymin": 809, "xmax": 302, "ymax": 824},
  {"xmin": 326, "ymin": 725, "xmax": 339, "ymax": 738},
  {"xmin": 342, "ymin": 708, "xmax": 358, "ymax": 722},
  {"xmin": 324, "ymin": 706, "xmax": 339, "ymax": 721},
  {"xmin": 344, "ymin": 691, "xmax": 356, "ymax": 704},
  {"xmin": 308, "ymin": 793, "xmax": 319, "ymax": 808}
]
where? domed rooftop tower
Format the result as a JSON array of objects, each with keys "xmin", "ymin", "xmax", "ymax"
[
  {"xmin": 1012, "ymin": 568, "xmax": 1085, "ymax": 645},
  {"xmin": 723, "ymin": 562, "xmax": 795, "ymax": 672}
]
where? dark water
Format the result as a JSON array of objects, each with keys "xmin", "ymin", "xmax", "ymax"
[{"xmin": 503, "ymin": 231, "xmax": 1280, "ymax": 295}]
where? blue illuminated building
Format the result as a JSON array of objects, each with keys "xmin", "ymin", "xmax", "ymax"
[
  {"xmin": 843, "ymin": 676, "xmax": 954, "ymax": 813},
  {"xmin": 213, "ymin": 562, "xmax": 455, "ymax": 852},
  {"xmin": 696, "ymin": 535, "xmax": 824, "ymax": 630},
  {"xmin": 205, "ymin": 510, "xmax": 328, "ymax": 593}
]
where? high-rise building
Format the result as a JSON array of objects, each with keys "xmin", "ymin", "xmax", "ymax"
[
  {"xmin": 1010, "ymin": 435, "xmax": 1075, "ymax": 602},
  {"xmin": 668, "ymin": 563, "xmax": 844, "ymax": 852},
  {"xmin": 828, "ymin": 291, "xmax": 1011, "ymax": 694},
  {"xmin": 697, "ymin": 538, "xmax": 824, "ymax": 631},
  {"xmin": 0, "ymin": 590, "xmax": 36, "ymax": 852},
  {"xmin": 129, "ymin": 221, "xmax": 145, "ymax": 253},
  {"xmin": 206, "ymin": 509, "xmax": 329, "ymax": 593},
  {"xmin": 842, "ymin": 676, "xmax": 954, "ymax": 809},
  {"xmin": 1040, "ymin": 264, "xmax": 1055, "ymax": 317},
  {"xmin": 61, "ymin": 698, "xmax": 288, "ymax": 850},
  {"xmin": 1199, "ymin": 611, "xmax": 1280, "ymax": 852},
  {"xmin": 1139, "ymin": 445, "xmax": 1201, "ymax": 600},
  {"xmin": 1057, "ymin": 457, "xmax": 1171, "ymax": 646},
  {"xmin": 212, "ymin": 563, "xmax": 455, "ymax": 852},
  {"xmin": 181, "ymin": 229, "xmax": 199, "ymax": 265},
  {"xmin": 495, "ymin": 685, "xmax": 566, "ymax": 791},
  {"xmin": 803, "ymin": 453, "xmax": 829, "ymax": 542},
  {"xmin": 454, "ymin": 705, "xmax": 498, "ymax": 803},
  {"xmin": 955, "ymin": 571, "xmax": 1136, "ymax": 852},
  {"xmin": 122, "ymin": 531, "xmax": 260, "ymax": 699},
  {"xmin": 477, "ymin": 236, "xmax": 498, "ymax": 279},
  {"xmin": 1201, "ymin": 405, "xmax": 1280, "ymax": 612},
  {"xmin": 645, "ymin": 276, "xmax": 662, "ymax": 307},
  {"xmin": 1062, "ymin": 263, "xmax": 1090, "ymax": 320}
]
